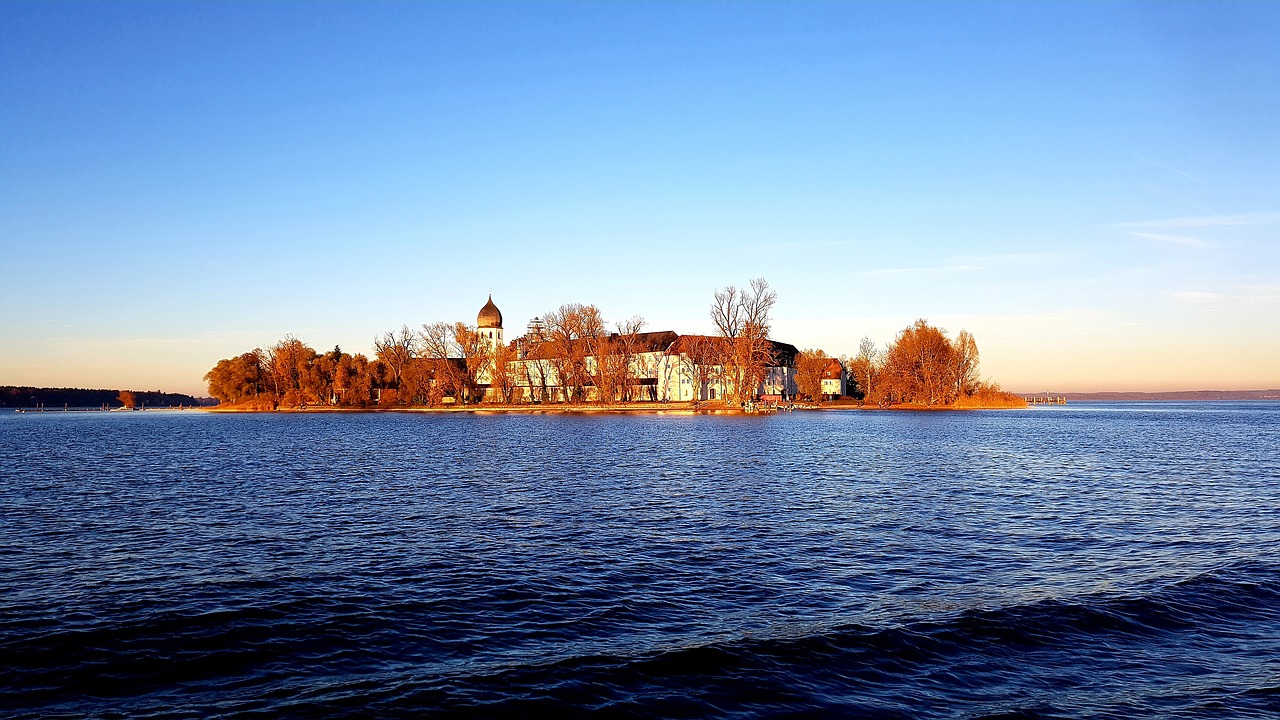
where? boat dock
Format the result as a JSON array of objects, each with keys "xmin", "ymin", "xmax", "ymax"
[{"xmin": 1025, "ymin": 395, "xmax": 1067, "ymax": 405}]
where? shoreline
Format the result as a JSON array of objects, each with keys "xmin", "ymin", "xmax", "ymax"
[{"xmin": 203, "ymin": 400, "xmax": 1027, "ymax": 414}]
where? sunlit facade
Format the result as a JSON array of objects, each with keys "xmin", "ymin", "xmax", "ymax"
[{"xmin": 476, "ymin": 296, "xmax": 798, "ymax": 403}]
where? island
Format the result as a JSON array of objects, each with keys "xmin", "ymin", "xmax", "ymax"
[{"xmin": 205, "ymin": 279, "xmax": 1025, "ymax": 413}]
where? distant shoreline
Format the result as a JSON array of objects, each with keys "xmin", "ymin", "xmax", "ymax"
[{"xmin": 1015, "ymin": 390, "xmax": 1280, "ymax": 402}]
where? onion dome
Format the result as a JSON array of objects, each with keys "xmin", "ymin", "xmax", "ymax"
[{"xmin": 477, "ymin": 295, "xmax": 503, "ymax": 328}]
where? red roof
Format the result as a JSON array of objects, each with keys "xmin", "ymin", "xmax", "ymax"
[{"xmin": 821, "ymin": 358, "xmax": 844, "ymax": 379}]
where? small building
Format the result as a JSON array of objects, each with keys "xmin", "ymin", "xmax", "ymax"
[{"xmin": 820, "ymin": 358, "xmax": 847, "ymax": 400}]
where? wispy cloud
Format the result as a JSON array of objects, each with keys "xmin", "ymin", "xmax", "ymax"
[
  {"xmin": 746, "ymin": 239, "xmax": 857, "ymax": 250},
  {"xmin": 949, "ymin": 251, "xmax": 1074, "ymax": 267},
  {"xmin": 1126, "ymin": 231, "xmax": 1211, "ymax": 248},
  {"xmin": 1132, "ymin": 153, "xmax": 1203, "ymax": 184},
  {"xmin": 1167, "ymin": 285, "xmax": 1280, "ymax": 309},
  {"xmin": 1116, "ymin": 213, "xmax": 1280, "ymax": 229},
  {"xmin": 1169, "ymin": 291, "xmax": 1224, "ymax": 305},
  {"xmin": 90, "ymin": 104, "xmax": 120, "ymax": 119},
  {"xmin": 857, "ymin": 264, "xmax": 978, "ymax": 277},
  {"xmin": 1112, "ymin": 213, "xmax": 1279, "ymax": 250}
]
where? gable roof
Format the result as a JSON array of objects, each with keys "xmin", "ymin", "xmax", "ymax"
[
  {"xmin": 822, "ymin": 358, "xmax": 844, "ymax": 379},
  {"xmin": 770, "ymin": 340, "xmax": 800, "ymax": 366},
  {"xmin": 514, "ymin": 330, "xmax": 799, "ymax": 366},
  {"xmin": 616, "ymin": 330, "xmax": 679, "ymax": 353}
]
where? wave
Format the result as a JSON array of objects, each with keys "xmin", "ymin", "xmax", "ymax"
[
  {"xmin": 409, "ymin": 560, "xmax": 1280, "ymax": 718},
  {"xmin": 7, "ymin": 562, "xmax": 1276, "ymax": 719}
]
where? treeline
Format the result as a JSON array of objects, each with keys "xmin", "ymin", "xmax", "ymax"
[
  {"xmin": 203, "ymin": 320, "xmax": 662, "ymax": 408},
  {"xmin": 201, "ymin": 319, "xmax": 649, "ymax": 408},
  {"xmin": 843, "ymin": 319, "xmax": 1020, "ymax": 407},
  {"xmin": 0, "ymin": 386, "xmax": 211, "ymax": 408},
  {"xmin": 205, "ymin": 343, "xmax": 381, "ymax": 408},
  {"xmin": 204, "ymin": 284, "xmax": 1021, "ymax": 410},
  {"xmin": 205, "ymin": 278, "xmax": 783, "ymax": 408}
]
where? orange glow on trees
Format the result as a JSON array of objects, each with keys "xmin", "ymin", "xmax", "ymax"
[
  {"xmin": 710, "ymin": 278, "xmax": 777, "ymax": 405},
  {"xmin": 201, "ymin": 281, "xmax": 1020, "ymax": 410},
  {"xmin": 859, "ymin": 319, "xmax": 1018, "ymax": 407},
  {"xmin": 794, "ymin": 349, "xmax": 830, "ymax": 402}
]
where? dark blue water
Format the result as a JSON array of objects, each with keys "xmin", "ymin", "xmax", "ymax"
[{"xmin": 2, "ymin": 404, "xmax": 1278, "ymax": 718}]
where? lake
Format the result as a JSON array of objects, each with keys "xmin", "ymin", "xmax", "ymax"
[{"xmin": 1, "ymin": 403, "xmax": 1277, "ymax": 718}]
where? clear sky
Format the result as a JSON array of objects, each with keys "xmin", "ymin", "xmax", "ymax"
[{"xmin": 2, "ymin": 1, "xmax": 1277, "ymax": 396}]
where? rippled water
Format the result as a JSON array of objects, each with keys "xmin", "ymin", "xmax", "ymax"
[{"xmin": 1, "ymin": 403, "xmax": 1278, "ymax": 718}]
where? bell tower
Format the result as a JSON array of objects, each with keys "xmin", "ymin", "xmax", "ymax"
[{"xmin": 477, "ymin": 294, "xmax": 503, "ymax": 348}]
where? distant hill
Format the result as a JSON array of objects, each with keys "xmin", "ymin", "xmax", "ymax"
[
  {"xmin": 1018, "ymin": 389, "xmax": 1280, "ymax": 401},
  {"xmin": 0, "ymin": 386, "xmax": 216, "ymax": 408}
]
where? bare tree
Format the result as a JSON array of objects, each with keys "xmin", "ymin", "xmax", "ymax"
[
  {"xmin": 634, "ymin": 350, "xmax": 663, "ymax": 401},
  {"xmin": 522, "ymin": 341, "xmax": 555, "ymax": 402},
  {"xmin": 673, "ymin": 335, "xmax": 718, "ymax": 401},
  {"xmin": 541, "ymin": 305, "xmax": 575, "ymax": 403},
  {"xmin": 543, "ymin": 303, "xmax": 601, "ymax": 404},
  {"xmin": 592, "ymin": 334, "xmax": 624, "ymax": 404},
  {"xmin": 576, "ymin": 305, "xmax": 611, "ymax": 404},
  {"xmin": 851, "ymin": 335, "xmax": 879, "ymax": 402},
  {"xmin": 373, "ymin": 325, "xmax": 418, "ymax": 400},
  {"xmin": 585, "ymin": 315, "xmax": 647, "ymax": 404},
  {"xmin": 613, "ymin": 316, "xmax": 647, "ymax": 402},
  {"xmin": 453, "ymin": 322, "xmax": 490, "ymax": 403},
  {"xmin": 710, "ymin": 278, "xmax": 777, "ymax": 404},
  {"xmin": 953, "ymin": 330, "xmax": 980, "ymax": 398},
  {"xmin": 490, "ymin": 342, "xmax": 519, "ymax": 404},
  {"xmin": 420, "ymin": 321, "xmax": 464, "ymax": 403}
]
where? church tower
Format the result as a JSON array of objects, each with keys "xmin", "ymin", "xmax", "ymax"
[{"xmin": 477, "ymin": 294, "xmax": 503, "ymax": 349}]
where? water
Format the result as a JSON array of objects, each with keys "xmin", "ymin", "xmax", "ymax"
[{"xmin": 1, "ymin": 403, "xmax": 1277, "ymax": 718}]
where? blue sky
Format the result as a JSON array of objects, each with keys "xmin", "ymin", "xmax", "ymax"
[{"xmin": 2, "ymin": 1, "xmax": 1277, "ymax": 395}]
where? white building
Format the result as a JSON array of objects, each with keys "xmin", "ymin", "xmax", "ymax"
[
  {"xmin": 474, "ymin": 296, "xmax": 799, "ymax": 403},
  {"xmin": 820, "ymin": 358, "xmax": 847, "ymax": 399}
]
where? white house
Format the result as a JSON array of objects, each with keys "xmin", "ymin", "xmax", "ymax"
[{"xmin": 820, "ymin": 358, "xmax": 847, "ymax": 399}]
